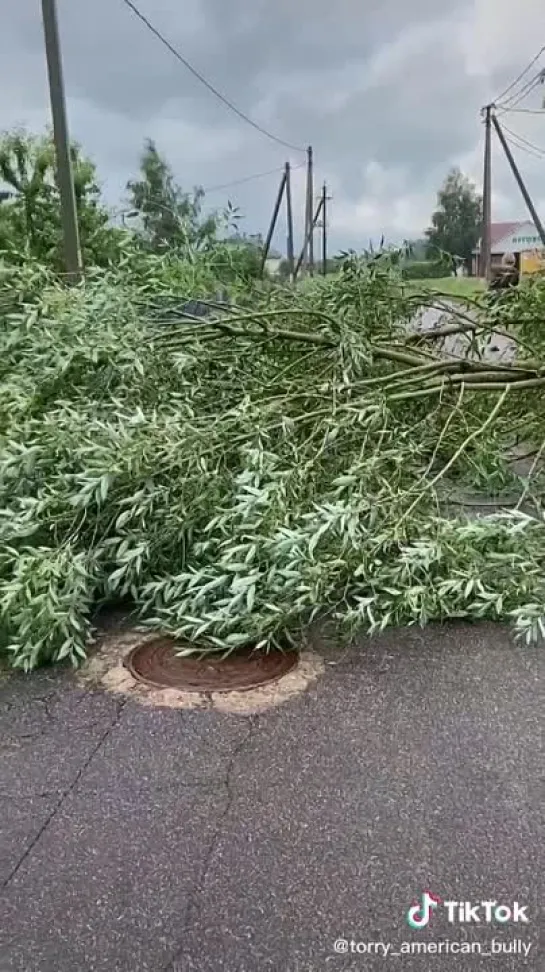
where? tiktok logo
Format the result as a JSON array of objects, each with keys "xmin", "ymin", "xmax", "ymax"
[{"xmin": 406, "ymin": 891, "xmax": 442, "ymax": 929}]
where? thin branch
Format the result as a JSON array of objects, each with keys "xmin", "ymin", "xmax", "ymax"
[
  {"xmin": 409, "ymin": 301, "xmax": 538, "ymax": 359},
  {"xmin": 515, "ymin": 435, "xmax": 545, "ymax": 510},
  {"xmin": 398, "ymin": 387, "xmax": 510, "ymax": 524}
]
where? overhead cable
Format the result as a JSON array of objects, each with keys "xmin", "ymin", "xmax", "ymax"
[
  {"xmin": 498, "ymin": 73, "xmax": 544, "ymax": 111},
  {"xmin": 120, "ymin": 0, "xmax": 306, "ymax": 154},
  {"xmin": 493, "ymin": 45, "xmax": 545, "ymax": 105},
  {"xmin": 500, "ymin": 122, "xmax": 545, "ymax": 158},
  {"xmin": 204, "ymin": 162, "xmax": 305, "ymax": 195}
]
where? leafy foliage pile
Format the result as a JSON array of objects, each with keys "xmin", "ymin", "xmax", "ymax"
[{"xmin": 1, "ymin": 248, "xmax": 545, "ymax": 670}]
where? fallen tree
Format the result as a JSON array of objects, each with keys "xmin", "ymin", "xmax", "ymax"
[{"xmin": 1, "ymin": 251, "xmax": 544, "ymax": 670}]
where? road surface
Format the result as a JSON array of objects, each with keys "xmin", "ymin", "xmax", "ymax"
[{"xmin": 0, "ymin": 619, "xmax": 541, "ymax": 971}]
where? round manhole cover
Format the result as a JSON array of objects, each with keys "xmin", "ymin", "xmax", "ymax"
[{"xmin": 124, "ymin": 637, "xmax": 299, "ymax": 693}]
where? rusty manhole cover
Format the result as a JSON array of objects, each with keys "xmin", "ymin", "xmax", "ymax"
[{"xmin": 124, "ymin": 636, "xmax": 299, "ymax": 693}]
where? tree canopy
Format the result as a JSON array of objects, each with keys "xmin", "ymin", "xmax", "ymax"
[
  {"xmin": 0, "ymin": 128, "xmax": 122, "ymax": 269},
  {"xmin": 426, "ymin": 168, "xmax": 482, "ymax": 267},
  {"xmin": 0, "ymin": 127, "xmax": 266, "ymax": 286},
  {"xmin": 126, "ymin": 138, "xmax": 218, "ymax": 252}
]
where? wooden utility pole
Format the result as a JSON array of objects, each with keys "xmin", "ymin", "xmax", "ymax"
[
  {"xmin": 285, "ymin": 161, "xmax": 295, "ymax": 282},
  {"xmin": 491, "ymin": 112, "xmax": 545, "ymax": 247},
  {"xmin": 480, "ymin": 104, "xmax": 492, "ymax": 281},
  {"xmin": 303, "ymin": 145, "xmax": 314, "ymax": 277},
  {"xmin": 41, "ymin": 0, "xmax": 82, "ymax": 283},
  {"xmin": 294, "ymin": 196, "xmax": 323, "ymax": 280},
  {"xmin": 260, "ymin": 170, "xmax": 287, "ymax": 277}
]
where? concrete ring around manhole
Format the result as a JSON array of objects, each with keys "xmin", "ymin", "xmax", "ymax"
[{"xmin": 78, "ymin": 628, "xmax": 325, "ymax": 714}]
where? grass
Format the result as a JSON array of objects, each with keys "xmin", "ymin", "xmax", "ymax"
[
  {"xmin": 411, "ymin": 273, "xmax": 542, "ymax": 298},
  {"xmin": 408, "ymin": 276, "xmax": 486, "ymax": 298},
  {"xmin": 301, "ymin": 271, "xmax": 487, "ymax": 300}
]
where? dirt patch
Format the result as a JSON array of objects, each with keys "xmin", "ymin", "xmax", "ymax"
[{"xmin": 78, "ymin": 626, "xmax": 325, "ymax": 714}]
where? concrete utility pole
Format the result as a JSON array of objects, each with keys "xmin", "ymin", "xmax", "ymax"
[
  {"xmin": 285, "ymin": 161, "xmax": 295, "ymax": 282},
  {"xmin": 303, "ymin": 145, "xmax": 314, "ymax": 277},
  {"xmin": 491, "ymin": 112, "xmax": 545, "ymax": 247},
  {"xmin": 320, "ymin": 183, "xmax": 332, "ymax": 276},
  {"xmin": 41, "ymin": 0, "xmax": 82, "ymax": 283},
  {"xmin": 480, "ymin": 104, "xmax": 492, "ymax": 282},
  {"xmin": 260, "ymin": 170, "xmax": 287, "ymax": 277},
  {"xmin": 294, "ymin": 196, "xmax": 323, "ymax": 280}
]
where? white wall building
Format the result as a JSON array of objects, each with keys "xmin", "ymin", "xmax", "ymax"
[{"xmin": 472, "ymin": 220, "xmax": 545, "ymax": 275}]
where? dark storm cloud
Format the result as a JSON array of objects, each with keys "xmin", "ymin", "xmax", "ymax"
[{"xmin": 2, "ymin": 0, "xmax": 545, "ymax": 250}]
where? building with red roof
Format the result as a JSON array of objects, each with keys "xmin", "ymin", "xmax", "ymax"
[{"xmin": 471, "ymin": 220, "xmax": 544, "ymax": 276}]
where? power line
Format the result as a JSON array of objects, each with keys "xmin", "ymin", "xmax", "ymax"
[
  {"xmin": 119, "ymin": 0, "xmax": 306, "ymax": 154},
  {"xmin": 503, "ymin": 107, "xmax": 545, "ymax": 115},
  {"xmin": 503, "ymin": 132, "xmax": 544, "ymax": 160},
  {"xmin": 110, "ymin": 161, "xmax": 307, "ymax": 226},
  {"xmin": 203, "ymin": 163, "xmax": 305, "ymax": 195},
  {"xmin": 500, "ymin": 122, "xmax": 545, "ymax": 159},
  {"xmin": 491, "ymin": 112, "xmax": 545, "ymax": 246},
  {"xmin": 504, "ymin": 136, "xmax": 543, "ymax": 160},
  {"xmin": 498, "ymin": 72, "xmax": 544, "ymax": 111},
  {"xmin": 493, "ymin": 45, "xmax": 545, "ymax": 105},
  {"xmin": 498, "ymin": 71, "xmax": 542, "ymax": 109},
  {"xmin": 111, "ymin": 162, "xmax": 306, "ymax": 218}
]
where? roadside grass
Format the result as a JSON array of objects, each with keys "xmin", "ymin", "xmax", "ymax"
[
  {"xmin": 307, "ymin": 275, "xmax": 487, "ymax": 300},
  {"xmin": 406, "ymin": 276, "xmax": 486, "ymax": 298}
]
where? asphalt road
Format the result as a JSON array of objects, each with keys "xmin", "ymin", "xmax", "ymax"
[
  {"xmin": 0, "ymin": 621, "xmax": 542, "ymax": 971},
  {"xmin": 411, "ymin": 303, "xmax": 516, "ymax": 364}
]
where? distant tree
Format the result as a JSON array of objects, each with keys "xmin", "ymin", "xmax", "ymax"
[
  {"xmin": 126, "ymin": 139, "xmax": 217, "ymax": 251},
  {"xmin": 426, "ymin": 168, "xmax": 482, "ymax": 270},
  {"xmin": 405, "ymin": 238, "xmax": 428, "ymax": 261},
  {"xmin": 0, "ymin": 128, "xmax": 120, "ymax": 269}
]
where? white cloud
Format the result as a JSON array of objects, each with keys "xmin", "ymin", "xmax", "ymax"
[
  {"xmin": 330, "ymin": 161, "xmax": 434, "ymax": 242},
  {"xmin": 458, "ymin": 0, "xmax": 545, "ymax": 83}
]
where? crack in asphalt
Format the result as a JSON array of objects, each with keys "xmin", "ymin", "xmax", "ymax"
[
  {"xmin": 162, "ymin": 715, "xmax": 259, "ymax": 972},
  {"xmin": 0, "ymin": 685, "xmax": 92, "ymax": 729},
  {"xmin": 2, "ymin": 719, "xmax": 113, "ymax": 745},
  {"xmin": 0, "ymin": 693, "xmax": 58, "ymax": 715},
  {"xmin": 1, "ymin": 699, "xmax": 127, "ymax": 890}
]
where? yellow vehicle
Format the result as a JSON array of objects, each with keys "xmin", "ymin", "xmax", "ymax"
[{"xmin": 520, "ymin": 249, "xmax": 545, "ymax": 276}]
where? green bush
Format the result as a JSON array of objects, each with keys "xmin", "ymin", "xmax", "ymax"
[{"xmin": 402, "ymin": 260, "xmax": 451, "ymax": 280}]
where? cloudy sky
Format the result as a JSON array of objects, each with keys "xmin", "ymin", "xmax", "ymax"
[{"xmin": 3, "ymin": 0, "xmax": 545, "ymax": 253}]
